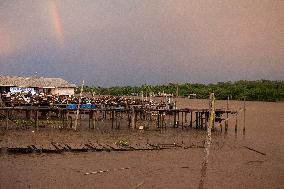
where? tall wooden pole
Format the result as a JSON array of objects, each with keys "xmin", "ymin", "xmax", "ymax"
[
  {"xmin": 243, "ymin": 98, "xmax": 246, "ymax": 134},
  {"xmin": 235, "ymin": 112, "xmax": 238, "ymax": 133},
  {"xmin": 198, "ymin": 93, "xmax": 215, "ymax": 189},
  {"xmin": 74, "ymin": 80, "xmax": 84, "ymax": 130}
]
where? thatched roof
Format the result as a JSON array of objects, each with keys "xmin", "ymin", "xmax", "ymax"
[{"xmin": 0, "ymin": 75, "xmax": 76, "ymax": 88}]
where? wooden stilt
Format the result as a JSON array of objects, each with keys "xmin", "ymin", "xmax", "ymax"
[
  {"xmin": 225, "ymin": 96, "xmax": 229, "ymax": 132},
  {"xmin": 225, "ymin": 118, "xmax": 228, "ymax": 132},
  {"xmin": 92, "ymin": 110, "xmax": 96, "ymax": 129},
  {"xmin": 190, "ymin": 111, "xmax": 193, "ymax": 128},
  {"xmin": 89, "ymin": 110, "xmax": 92, "ymax": 130},
  {"xmin": 157, "ymin": 112, "xmax": 160, "ymax": 128},
  {"xmin": 173, "ymin": 111, "xmax": 176, "ymax": 127},
  {"xmin": 70, "ymin": 116, "xmax": 73, "ymax": 129},
  {"xmin": 26, "ymin": 110, "xmax": 31, "ymax": 120},
  {"xmin": 6, "ymin": 109, "xmax": 9, "ymax": 130},
  {"xmin": 117, "ymin": 110, "xmax": 121, "ymax": 129},
  {"xmin": 177, "ymin": 111, "xmax": 180, "ymax": 127},
  {"xmin": 111, "ymin": 110, "xmax": 114, "ymax": 129},
  {"xmin": 195, "ymin": 112, "xmax": 199, "ymax": 128},
  {"xmin": 61, "ymin": 110, "xmax": 64, "ymax": 129},
  {"xmin": 66, "ymin": 111, "xmax": 69, "ymax": 129},
  {"xmin": 235, "ymin": 113, "xmax": 238, "ymax": 133},
  {"xmin": 205, "ymin": 112, "xmax": 208, "ymax": 129},
  {"xmin": 181, "ymin": 112, "xmax": 184, "ymax": 130},
  {"xmin": 35, "ymin": 110, "xmax": 39, "ymax": 130},
  {"xmin": 131, "ymin": 107, "xmax": 135, "ymax": 129}
]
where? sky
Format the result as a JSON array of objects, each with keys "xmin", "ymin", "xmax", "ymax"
[{"xmin": 0, "ymin": 0, "xmax": 283, "ymax": 86}]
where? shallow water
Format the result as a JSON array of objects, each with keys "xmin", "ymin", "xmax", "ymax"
[{"xmin": 0, "ymin": 99, "xmax": 283, "ymax": 188}]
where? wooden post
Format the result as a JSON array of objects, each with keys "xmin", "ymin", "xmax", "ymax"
[
  {"xmin": 89, "ymin": 110, "xmax": 92, "ymax": 130},
  {"xmin": 128, "ymin": 110, "xmax": 131, "ymax": 128},
  {"xmin": 177, "ymin": 111, "xmax": 180, "ymax": 127},
  {"xmin": 199, "ymin": 112, "xmax": 202, "ymax": 128},
  {"xmin": 190, "ymin": 111, "xmax": 193, "ymax": 128},
  {"xmin": 195, "ymin": 112, "xmax": 199, "ymax": 128},
  {"xmin": 173, "ymin": 111, "xmax": 176, "ymax": 127},
  {"xmin": 213, "ymin": 106, "xmax": 215, "ymax": 130},
  {"xmin": 205, "ymin": 112, "xmax": 208, "ymax": 130},
  {"xmin": 62, "ymin": 110, "xmax": 65, "ymax": 129},
  {"xmin": 117, "ymin": 110, "xmax": 121, "ymax": 129},
  {"xmin": 243, "ymin": 98, "xmax": 246, "ymax": 134},
  {"xmin": 201, "ymin": 112, "xmax": 203, "ymax": 129},
  {"xmin": 6, "ymin": 109, "xmax": 9, "ymax": 130},
  {"xmin": 159, "ymin": 112, "xmax": 162, "ymax": 128},
  {"xmin": 26, "ymin": 110, "xmax": 31, "ymax": 120},
  {"xmin": 74, "ymin": 80, "xmax": 84, "ymax": 130},
  {"xmin": 181, "ymin": 111, "xmax": 184, "ymax": 130},
  {"xmin": 35, "ymin": 109, "xmax": 39, "ymax": 130},
  {"xmin": 70, "ymin": 116, "xmax": 73, "ymax": 129},
  {"xmin": 157, "ymin": 112, "xmax": 160, "ymax": 128},
  {"xmin": 161, "ymin": 112, "xmax": 164, "ymax": 129},
  {"xmin": 92, "ymin": 110, "xmax": 96, "ymax": 129},
  {"xmin": 115, "ymin": 110, "xmax": 118, "ymax": 129},
  {"xmin": 66, "ymin": 111, "xmax": 69, "ymax": 129},
  {"xmin": 225, "ymin": 96, "xmax": 229, "ymax": 132},
  {"xmin": 198, "ymin": 93, "xmax": 215, "ymax": 189},
  {"xmin": 111, "ymin": 110, "xmax": 114, "ymax": 129},
  {"xmin": 235, "ymin": 113, "xmax": 238, "ymax": 133},
  {"xmin": 146, "ymin": 112, "xmax": 150, "ymax": 129},
  {"xmin": 131, "ymin": 107, "xmax": 135, "ymax": 129}
]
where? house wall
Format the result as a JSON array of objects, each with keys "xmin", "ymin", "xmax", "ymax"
[{"xmin": 51, "ymin": 88, "xmax": 75, "ymax": 96}]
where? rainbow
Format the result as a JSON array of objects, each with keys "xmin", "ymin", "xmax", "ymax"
[{"xmin": 48, "ymin": 1, "xmax": 64, "ymax": 45}]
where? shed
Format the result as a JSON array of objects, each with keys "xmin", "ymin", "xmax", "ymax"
[{"xmin": 0, "ymin": 75, "xmax": 76, "ymax": 95}]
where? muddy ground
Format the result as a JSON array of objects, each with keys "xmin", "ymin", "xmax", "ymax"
[{"xmin": 0, "ymin": 99, "xmax": 283, "ymax": 189}]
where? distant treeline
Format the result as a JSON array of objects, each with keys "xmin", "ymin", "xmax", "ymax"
[{"xmin": 76, "ymin": 80, "xmax": 284, "ymax": 102}]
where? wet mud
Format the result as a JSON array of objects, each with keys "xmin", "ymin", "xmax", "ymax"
[{"xmin": 0, "ymin": 99, "xmax": 283, "ymax": 188}]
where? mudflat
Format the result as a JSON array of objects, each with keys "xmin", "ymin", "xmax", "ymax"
[{"xmin": 0, "ymin": 99, "xmax": 283, "ymax": 189}]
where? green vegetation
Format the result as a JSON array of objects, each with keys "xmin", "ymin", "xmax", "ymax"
[
  {"xmin": 115, "ymin": 139, "xmax": 129, "ymax": 146},
  {"xmin": 77, "ymin": 80, "xmax": 284, "ymax": 102}
]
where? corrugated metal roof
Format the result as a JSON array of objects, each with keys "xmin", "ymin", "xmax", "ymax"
[{"xmin": 0, "ymin": 75, "xmax": 76, "ymax": 88}]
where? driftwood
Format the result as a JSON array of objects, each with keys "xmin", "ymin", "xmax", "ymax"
[
  {"xmin": 132, "ymin": 181, "xmax": 144, "ymax": 189},
  {"xmin": 243, "ymin": 145, "xmax": 266, "ymax": 156}
]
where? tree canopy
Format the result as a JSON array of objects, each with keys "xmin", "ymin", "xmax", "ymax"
[{"xmin": 76, "ymin": 80, "xmax": 284, "ymax": 102}]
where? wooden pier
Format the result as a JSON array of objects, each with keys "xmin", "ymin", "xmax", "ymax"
[{"xmin": 0, "ymin": 105, "xmax": 238, "ymax": 132}]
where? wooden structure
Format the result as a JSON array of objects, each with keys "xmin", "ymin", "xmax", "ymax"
[{"xmin": 0, "ymin": 105, "xmax": 238, "ymax": 132}]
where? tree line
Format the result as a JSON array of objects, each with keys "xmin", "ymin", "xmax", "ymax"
[{"xmin": 76, "ymin": 80, "xmax": 284, "ymax": 102}]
